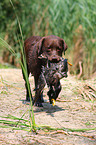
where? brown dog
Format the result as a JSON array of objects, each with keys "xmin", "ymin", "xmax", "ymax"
[{"xmin": 23, "ymin": 35, "xmax": 68, "ymax": 107}]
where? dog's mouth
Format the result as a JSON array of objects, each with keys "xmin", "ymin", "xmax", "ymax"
[
  {"xmin": 48, "ymin": 56, "xmax": 61, "ymax": 63},
  {"xmin": 38, "ymin": 54, "xmax": 61, "ymax": 63},
  {"xmin": 50, "ymin": 59, "xmax": 60, "ymax": 63}
]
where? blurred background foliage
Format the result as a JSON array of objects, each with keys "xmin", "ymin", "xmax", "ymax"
[{"xmin": 0, "ymin": 0, "xmax": 96, "ymax": 78}]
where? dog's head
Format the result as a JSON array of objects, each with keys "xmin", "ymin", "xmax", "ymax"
[{"xmin": 38, "ymin": 35, "xmax": 68, "ymax": 63}]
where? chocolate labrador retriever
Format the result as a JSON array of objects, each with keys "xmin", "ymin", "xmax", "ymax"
[{"xmin": 23, "ymin": 35, "xmax": 68, "ymax": 107}]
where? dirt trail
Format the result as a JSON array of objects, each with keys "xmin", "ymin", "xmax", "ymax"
[{"xmin": 0, "ymin": 69, "xmax": 96, "ymax": 145}]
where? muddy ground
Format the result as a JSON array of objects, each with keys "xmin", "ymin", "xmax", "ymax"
[{"xmin": 0, "ymin": 69, "xmax": 96, "ymax": 145}]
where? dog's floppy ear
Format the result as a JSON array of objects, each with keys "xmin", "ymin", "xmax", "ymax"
[
  {"xmin": 38, "ymin": 37, "xmax": 45, "ymax": 56},
  {"xmin": 61, "ymin": 39, "xmax": 68, "ymax": 55}
]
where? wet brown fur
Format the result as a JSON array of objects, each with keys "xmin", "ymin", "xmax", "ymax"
[{"xmin": 23, "ymin": 35, "xmax": 68, "ymax": 106}]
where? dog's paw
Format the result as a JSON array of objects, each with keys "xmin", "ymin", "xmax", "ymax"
[{"xmin": 34, "ymin": 102, "xmax": 43, "ymax": 107}]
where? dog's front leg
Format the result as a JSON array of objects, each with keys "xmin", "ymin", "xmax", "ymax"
[{"xmin": 33, "ymin": 73, "xmax": 46, "ymax": 107}]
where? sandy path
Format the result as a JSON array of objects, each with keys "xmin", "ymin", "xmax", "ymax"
[{"xmin": 0, "ymin": 69, "xmax": 96, "ymax": 144}]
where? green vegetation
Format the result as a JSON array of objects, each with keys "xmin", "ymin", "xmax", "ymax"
[
  {"xmin": 0, "ymin": 0, "xmax": 36, "ymax": 131},
  {"xmin": 0, "ymin": 63, "xmax": 16, "ymax": 68},
  {"xmin": 0, "ymin": 0, "xmax": 96, "ymax": 77},
  {"xmin": 0, "ymin": 115, "xmax": 96, "ymax": 133}
]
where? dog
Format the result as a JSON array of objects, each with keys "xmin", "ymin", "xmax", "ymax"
[{"xmin": 23, "ymin": 35, "xmax": 68, "ymax": 107}]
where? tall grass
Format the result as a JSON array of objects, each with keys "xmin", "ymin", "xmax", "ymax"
[
  {"xmin": 0, "ymin": 35, "xmax": 36, "ymax": 131},
  {"xmin": 10, "ymin": 0, "xmax": 36, "ymax": 131},
  {"xmin": 0, "ymin": 0, "xmax": 96, "ymax": 78},
  {"xmin": 0, "ymin": 0, "xmax": 36, "ymax": 131}
]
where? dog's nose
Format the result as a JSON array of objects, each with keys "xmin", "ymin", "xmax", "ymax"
[{"xmin": 51, "ymin": 57, "xmax": 60, "ymax": 63}]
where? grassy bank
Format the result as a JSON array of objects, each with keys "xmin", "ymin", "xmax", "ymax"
[{"xmin": 0, "ymin": 0, "xmax": 96, "ymax": 76}]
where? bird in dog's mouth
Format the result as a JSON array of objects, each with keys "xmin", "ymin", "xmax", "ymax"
[{"xmin": 39, "ymin": 56, "xmax": 72, "ymax": 106}]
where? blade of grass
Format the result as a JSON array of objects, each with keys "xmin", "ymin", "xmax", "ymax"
[
  {"xmin": 0, "ymin": 115, "xmax": 28, "ymax": 122},
  {"xmin": 0, "ymin": 125, "xmax": 29, "ymax": 131},
  {"xmin": 9, "ymin": 0, "xmax": 24, "ymax": 44},
  {"xmin": 8, "ymin": 0, "xmax": 36, "ymax": 131},
  {"xmin": 0, "ymin": 120, "xmax": 30, "ymax": 127},
  {"xmin": 0, "ymin": 117, "xmax": 96, "ymax": 133},
  {"xmin": 19, "ymin": 41, "xmax": 36, "ymax": 131},
  {"xmin": 0, "ymin": 37, "xmax": 15, "ymax": 55},
  {"xmin": 0, "ymin": 31, "xmax": 36, "ymax": 132}
]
